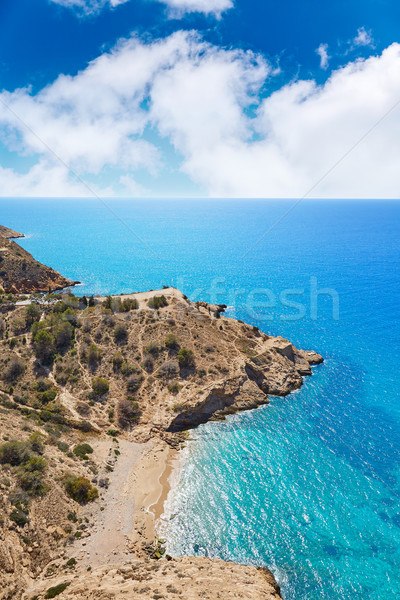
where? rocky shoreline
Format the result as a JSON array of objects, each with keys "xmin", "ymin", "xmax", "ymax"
[{"xmin": 0, "ymin": 226, "xmax": 324, "ymax": 599}]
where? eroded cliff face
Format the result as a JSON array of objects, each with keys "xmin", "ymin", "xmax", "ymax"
[{"xmin": 0, "ymin": 227, "xmax": 77, "ymax": 294}]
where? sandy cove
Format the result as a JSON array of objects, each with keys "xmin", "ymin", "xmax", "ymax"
[{"xmin": 71, "ymin": 437, "xmax": 177, "ymax": 568}]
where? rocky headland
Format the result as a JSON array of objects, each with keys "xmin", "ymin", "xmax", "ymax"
[
  {"xmin": 0, "ymin": 227, "xmax": 323, "ymax": 600},
  {"xmin": 0, "ymin": 226, "xmax": 78, "ymax": 294}
]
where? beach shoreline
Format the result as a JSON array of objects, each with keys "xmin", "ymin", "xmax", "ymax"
[{"xmin": 69, "ymin": 436, "xmax": 179, "ymax": 567}]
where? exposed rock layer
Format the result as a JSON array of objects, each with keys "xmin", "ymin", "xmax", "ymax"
[{"xmin": 23, "ymin": 557, "xmax": 282, "ymax": 600}]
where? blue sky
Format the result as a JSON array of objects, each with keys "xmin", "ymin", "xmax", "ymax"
[{"xmin": 0, "ymin": 0, "xmax": 399, "ymax": 197}]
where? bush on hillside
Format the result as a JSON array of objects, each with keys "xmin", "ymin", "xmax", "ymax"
[
  {"xmin": 165, "ymin": 334, "xmax": 179, "ymax": 350},
  {"xmin": 54, "ymin": 321, "xmax": 74, "ymax": 351},
  {"xmin": 114, "ymin": 323, "xmax": 128, "ymax": 344},
  {"xmin": 158, "ymin": 360, "xmax": 179, "ymax": 379},
  {"xmin": 177, "ymin": 348, "xmax": 194, "ymax": 367},
  {"xmin": 2, "ymin": 356, "xmax": 26, "ymax": 382},
  {"xmin": 121, "ymin": 298, "xmax": 138, "ymax": 311},
  {"xmin": 17, "ymin": 456, "xmax": 48, "ymax": 496},
  {"xmin": 112, "ymin": 352, "xmax": 123, "ymax": 371},
  {"xmin": 87, "ymin": 344, "xmax": 102, "ymax": 368},
  {"xmin": 148, "ymin": 295, "xmax": 168, "ymax": 309},
  {"xmin": 118, "ymin": 398, "xmax": 141, "ymax": 429},
  {"xmin": 32, "ymin": 329, "xmax": 55, "ymax": 363},
  {"xmin": 64, "ymin": 475, "xmax": 98, "ymax": 504},
  {"xmin": 25, "ymin": 303, "xmax": 41, "ymax": 325},
  {"xmin": 92, "ymin": 377, "xmax": 109, "ymax": 396},
  {"xmin": 126, "ymin": 374, "xmax": 143, "ymax": 392},
  {"xmin": 0, "ymin": 440, "xmax": 30, "ymax": 466},
  {"xmin": 73, "ymin": 443, "xmax": 94, "ymax": 460}
]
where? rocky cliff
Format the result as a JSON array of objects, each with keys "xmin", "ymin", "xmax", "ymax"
[{"xmin": 0, "ymin": 226, "xmax": 78, "ymax": 294}]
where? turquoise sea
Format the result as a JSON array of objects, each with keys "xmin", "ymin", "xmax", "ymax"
[{"xmin": 2, "ymin": 198, "xmax": 400, "ymax": 599}]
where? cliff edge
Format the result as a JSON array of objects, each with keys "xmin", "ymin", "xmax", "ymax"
[{"xmin": 0, "ymin": 225, "xmax": 78, "ymax": 294}]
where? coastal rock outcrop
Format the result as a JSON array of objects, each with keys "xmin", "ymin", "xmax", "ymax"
[
  {"xmin": 0, "ymin": 226, "xmax": 78, "ymax": 293},
  {"xmin": 23, "ymin": 557, "xmax": 283, "ymax": 600}
]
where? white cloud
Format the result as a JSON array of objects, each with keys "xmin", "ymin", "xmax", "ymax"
[
  {"xmin": 155, "ymin": 0, "xmax": 233, "ymax": 18},
  {"xmin": 150, "ymin": 42, "xmax": 400, "ymax": 198},
  {"xmin": 49, "ymin": 0, "xmax": 232, "ymax": 17},
  {"xmin": 316, "ymin": 43, "xmax": 330, "ymax": 70},
  {"xmin": 49, "ymin": 0, "xmax": 129, "ymax": 16},
  {"xmin": 0, "ymin": 160, "xmax": 94, "ymax": 197},
  {"xmin": 1, "ymin": 33, "xmax": 400, "ymax": 198},
  {"xmin": 353, "ymin": 27, "xmax": 374, "ymax": 48}
]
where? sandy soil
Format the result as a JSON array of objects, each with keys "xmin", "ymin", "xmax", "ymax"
[
  {"xmin": 96, "ymin": 287, "xmax": 185, "ymax": 309},
  {"xmin": 70, "ymin": 437, "xmax": 175, "ymax": 568}
]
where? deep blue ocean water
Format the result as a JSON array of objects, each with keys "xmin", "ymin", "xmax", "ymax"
[{"xmin": 1, "ymin": 198, "xmax": 400, "ymax": 599}]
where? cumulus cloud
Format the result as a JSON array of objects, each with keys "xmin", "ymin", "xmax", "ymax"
[
  {"xmin": 1, "ymin": 33, "xmax": 400, "ymax": 197},
  {"xmin": 49, "ymin": 0, "xmax": 232, "ymax": 17},
  {"xmin": 316, "ymin": 43, "xmax": 330, "ymax": 70},
  {"xmin": 150, "ymin": 41, "xmax": 400, "ymax": 198}
]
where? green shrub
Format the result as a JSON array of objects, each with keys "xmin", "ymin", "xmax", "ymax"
[
  {"xmin": 114, "ymin": 323, "xmax": 128, "ymax": 344},
  {"xmin": 0, "ymin": 440, "xmax": 30, "ymax": 466},
  {"xmin": 121, "ymin": 298, "xmax": 138, "ymax": 311},
  {"xmin": 107, "ymin": 429, "xmax": 119, "ymax": 437},
  {"xmin": 25, "ymin": 303, "xmax": 41, "ymax": 325},
  {"xmin": 118, "ymin": 398, "xmax": 141, "ymax": 429},
  {"xmin": 73, "ymin": 444, "xmax": 93, "ymax": 460},
  {"xmin": 34, "ymin": 378, "xmax": 53, "ymax": 393},
  {"xmin": 177, "ymin": 348, "xmax": 194, "ymax": 367},
  {"xmin": 28, "ymin": 432, "xmax": 45, "ymax": 454},
  {"xmin": 148, "ymin": 295, "xmax": 168, "ymax": 309},
  {"xmin": 79, "ymin": 421, "xmax": 92, "ymax": 433},
  {"xmin": 120, "ymin": 362, "xmax": 137, "ymax": 377},
  {"xmin": 10, "ymin": 508, "xmax": 29, "ymax": 527},
  {"xmin": 112, "ymin": 352, "xmax": 123, "ymax": 371},
  {"xmin": 37, "ymin": 389, "xmax": 57, "ymax": 404},
  {"xmin": 144, "ymin": 343, "xmax": 159, "ymax": 355},
  {"xmin": 64, "ymin": 475, "xmax": 98, "ymax": 504},
  {"xmin": 168, "ymin": 381, "xmax": 182, "ymax": 395},
  {"xmin": 54, "ymin": 322, "xmax": 74, "ymax": 351},
  {"xmin": 92, "ymin": 378, "xmax": 109, "ymax": 396},
  {"xmin": 66, "ymin": 557, "xmax": 76, "ymax": 568},
  {"xmin": 33, "ymin": 329, "xmax": 55, "ymax": 362},
  {"xmin": 58, "ymin": 441, "xmax": 69, "ymax": 453},
  {"xmin": 62, "ymin": 308, "xmax": 78, "ymax": 328},
  {"xmin": 45, "ymin": 582, "xmax": 71, "ymax": 598},
  {"xmin": 165, "ymin": 334, "xmax": 179, "ymax": 350},
  {"xmin": 17, "ymin": 456, "xmax": 48, "ymax": 497},
  {"xmin": 87, "ymin": 344, "xmax": 101, "ymax": 368},
  {"xmin": 2, "ymin": 356, "xmax": 26, "ymax": 382}
]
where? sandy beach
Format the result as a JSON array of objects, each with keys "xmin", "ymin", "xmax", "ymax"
[{"xmin": 71, "ymin": 437, "xmax": 177, "ymax": 567}]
